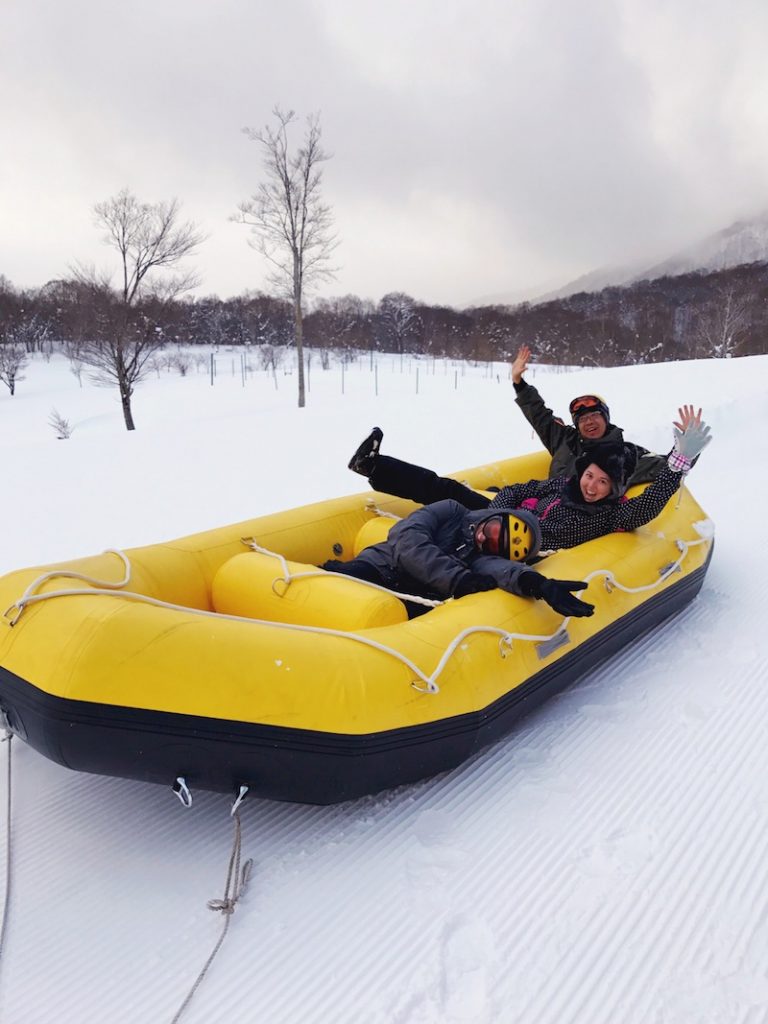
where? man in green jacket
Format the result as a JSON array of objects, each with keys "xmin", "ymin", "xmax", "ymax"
[{"xmin": 511, "ymin": 345, "xmax": 666, "ymax": 486}]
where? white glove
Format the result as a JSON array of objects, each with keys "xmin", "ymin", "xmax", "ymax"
[{"xmin": 669, "ymin": 420, "xmax": 712, "ymax": 472}]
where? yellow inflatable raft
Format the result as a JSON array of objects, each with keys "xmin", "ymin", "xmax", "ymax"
[{"xmin": 0, "ymin": 452, "xmax": 713, "ymax": 804}]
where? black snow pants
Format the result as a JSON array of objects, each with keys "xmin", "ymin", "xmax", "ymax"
[
  {"xmin": 367, "ymin": 455, "xmax": 491, "ymax": 511},
  {"xmin": 321, "ymin": 556, "xmax": 431, "ymax": 619}
]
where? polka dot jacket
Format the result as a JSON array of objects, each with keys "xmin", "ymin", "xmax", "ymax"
[{"xmin": 487, "ymin": 464, "xmax": 683, "ymax": 552}]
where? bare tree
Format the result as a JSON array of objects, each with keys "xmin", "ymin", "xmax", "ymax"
[
  {"xmin": 78, "ymin": 188, "xmax": 205, "ymax": 430},
  {"xmin": 8, "ymin": 314, "xmax": 51, "ymax": 354},
  {"xmin": 379, "ymin": 292, "xmax": 422, "ymax": 354},
  {"xmin": 234, "ymin": 107, "xmax": 338, "ymax": 407},
  {"xmin": 692, "ymin": 285, "xmax": 752, "ymax": 358},
  {"xmin": 0, "ymin": 344, "xmax": 29, "ymax": 396}
]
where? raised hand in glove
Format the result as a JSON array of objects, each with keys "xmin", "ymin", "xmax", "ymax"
[
  {"xmin": 453, "ymin": 572, "xmax": 498, "ymax": 598},
  {"xmin": 519, "ymin": 571, "xmax": 594, "ymax": 617},
  {"xmin": 669, "ymin": 406, "xmax": 712, "ymax": 471}
]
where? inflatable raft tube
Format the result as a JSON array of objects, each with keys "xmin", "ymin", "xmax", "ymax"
[{"xmin": 0, "ymin": 451, "xmax": 714, "ymax": 804}]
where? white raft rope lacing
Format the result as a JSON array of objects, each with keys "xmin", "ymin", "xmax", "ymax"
[
  {"xmin": 169, "ymin": 788, "xmax": 253, "ymax": 1024},
  {"xmin": 2, "ymin": 523, "xmax": 713, "ymax": 696}
]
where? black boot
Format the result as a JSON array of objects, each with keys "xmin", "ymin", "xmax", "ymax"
[{"xmin": 348, "ymin": 427, "xmax": 383, "ymax": 475}]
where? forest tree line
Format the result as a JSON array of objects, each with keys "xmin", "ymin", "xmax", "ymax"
[{"xmin": 2, "ymin": 258, "xmax": 767, "ymax": 372}]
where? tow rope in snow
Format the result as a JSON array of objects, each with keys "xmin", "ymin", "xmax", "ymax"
[
  {"xmin": 0, "ymin": 722, "xmax": 13, "ymax": 977},
  {"xmin": 169, "ymin": 797, "xmax": 253, "ymax": 1024},
  {"xmin": 2, "ymin": 524, "xmax": 712, "ymax": 696}
]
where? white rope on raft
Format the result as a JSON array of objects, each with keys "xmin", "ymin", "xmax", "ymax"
[
  {"xmin": 364, "ymin": 498, "xmax": 403, "ymax": 520},
  {"xmin": 584, "ymin": 534, "xmax": 710, "ymax": 595},
  {"xmin": 244, "ymin": 539, "xmax": 441, "ymax": 609},
  {"xmin": 2, "ymin": 524, "xmax": 713, "ymax": 695}
]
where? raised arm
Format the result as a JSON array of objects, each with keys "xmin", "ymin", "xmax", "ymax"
[
  {"xmin": 512, "ymin": 349, "xmax": 574, "ymax": 455},
  {"xmin": 511, "ymin": 344, "xmax": 531, "ymax": 385},
  {"xmin": 614, "ymin": 413, "xmax": 712, "ymax": 531}
]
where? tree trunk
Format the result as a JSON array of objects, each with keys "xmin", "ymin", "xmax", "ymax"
[
  {"xmin": 293, "ymin": 268, "xmax": 306, "ymax": 408},
  {"xmin": 121, "ymin": 389, "xmax": 136, "ymax": 431}
]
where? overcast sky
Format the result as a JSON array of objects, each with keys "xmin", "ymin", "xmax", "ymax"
[{"xmin": 3, "ymin": 0, "xmax": 768, "ymax": 308}]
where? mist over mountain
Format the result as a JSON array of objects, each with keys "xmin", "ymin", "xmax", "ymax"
[
  {"xmin": 479, "ymin": 212, "xmax": 768, "ymax": 308},
  {"xmin": 638, "ymin": 211, "xmax": 768, "ymax": 281}
]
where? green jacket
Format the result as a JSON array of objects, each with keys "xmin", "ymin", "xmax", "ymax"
[{"xmin": 514, "ymin": 381, "xmax": 665, "ymax": 486}]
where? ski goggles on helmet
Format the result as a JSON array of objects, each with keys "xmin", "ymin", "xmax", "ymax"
[
  {"xmin": 474, "ymin": 512, "xmax": 540, "ymax": 561},
  {"xmin": 474, "ymin": 514, "xmax": 509, "ymax": 557},
  {"xmin": 569, "ymin": 394, "xmax": 609, "ymax": 423}
]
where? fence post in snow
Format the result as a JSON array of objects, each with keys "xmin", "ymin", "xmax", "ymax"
[
  {"xmin": 210, "ymin": 353, "xmax": 215, "ymax": 385},
  {"xmin": 454, "ymin": 369, "xmax": 458, "ymax": 390},
  {"xmin": 415, "ymin": 367, "xmax": 419, "ymax": 394},
  {"xmin": 341, "ymin": 363, "xmax": 345, "ymax": 394}
]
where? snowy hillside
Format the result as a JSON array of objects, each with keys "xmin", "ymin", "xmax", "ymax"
[
  {"xmin": 0, "ymin": 350, "xmax": 767, "ymax": 1024},
  {"xmin": 524, "ymin": 212, "xmax": 768, "ymax": 305},
  {"xmin": 640, "ymin": 211, "xmax": 768, "ymax": 280}
]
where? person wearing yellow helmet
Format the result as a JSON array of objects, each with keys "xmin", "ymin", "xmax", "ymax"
[{"xmin": 322, "ymin": 500, "xmax": 595, "ymax": 619}]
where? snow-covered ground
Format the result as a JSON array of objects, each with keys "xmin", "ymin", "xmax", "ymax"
[{"xmin": 1, "ymin": 348, "xmax": 767, "ymax": 1024}]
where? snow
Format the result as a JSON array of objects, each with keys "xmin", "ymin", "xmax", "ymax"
[{"xmin": 1, "ymin": 349, "xmax": 767, "ymax": 1024}]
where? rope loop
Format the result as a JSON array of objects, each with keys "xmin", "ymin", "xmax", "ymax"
[
  {"xmin": 230, "ymin": 785, "xmax": 249, "ymax": 816},
  {"xmin": 271, "ymin": 577, "xmax": 290, "ymax": 598},
  {"xmin": 411, "ymin": 679, "xmax": 440, "ymax": 695},
  {"xmin": 2, "ymin": 605, "xmax": 22, "ymax": 628},
  {"xmin": 364, "ymin": 499, "xmax": 402, "ymax": 521},
  {"xmin": 499, "ymin": 635, "xmax": 514, "ymax": 658},
  {"xmin": 173, "ymin": 777, "xmax": 193, "ymax": 808}
]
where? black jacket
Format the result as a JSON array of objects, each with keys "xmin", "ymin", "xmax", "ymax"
[
  {"xmin": 352, "ymin": 500, "xmax": 530, "ymax": 600},
  {"xmin": 515, "ymin": 380, "xmax": 666, "ymax": 485}
]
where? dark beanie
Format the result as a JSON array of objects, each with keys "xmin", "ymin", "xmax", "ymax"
[{"xmin": 575, "ymin": 443, "xmax": 631, "ymax": 497}]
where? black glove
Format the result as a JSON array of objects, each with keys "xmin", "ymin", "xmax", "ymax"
[
  {"xmin": 519, "ymin": 572, "xmax": 594, "ymax": 618},
  {"xmin": 453, "ymin": 572, "xmax": 498, "ymax": 598}
]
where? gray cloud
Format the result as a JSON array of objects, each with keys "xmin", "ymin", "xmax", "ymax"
[{"xmin": 2, "ymin": 0, "xmax": 768, "ymax": 306}]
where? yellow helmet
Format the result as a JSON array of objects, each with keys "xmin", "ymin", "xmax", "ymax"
[{"xmin": 475, "ymin": 509, "xmax": 542, "ymax": 561}]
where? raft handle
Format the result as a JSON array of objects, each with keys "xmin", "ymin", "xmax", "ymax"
[
  {"xmin": 411, "ymin": 680, "xmax": 440, "ymax": 695},
  {"xmin": 536, "ymin": 628, "xmax": 571, "ymax": 660},
  {"xmin": 231, "ymin": 785, "xmax": 249, "ymax": 815},
  {"xmin": 2, "ymin": 604, "xmax": 22, "ymax": 628},
  {"xmin": 173, "ymin": 776, "xmax": 193, "ymax": 808}
]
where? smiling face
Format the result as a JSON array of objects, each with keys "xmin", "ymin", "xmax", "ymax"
[
  {"xmin": 579, "ymin": 463, "xmax": 614, "ymax": 503},
  {"xmin": 576, "ymin": 411, "xmax": 607, "ymax": 440}
]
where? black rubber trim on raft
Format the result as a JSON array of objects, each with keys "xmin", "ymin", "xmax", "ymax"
[{"xmin": 0, "ymin": 544, "xmax": 713, "ymax": 805}]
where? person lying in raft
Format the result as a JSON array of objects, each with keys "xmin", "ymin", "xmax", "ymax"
[
  {"xmin": 347, "ymin": 347, "xmax": 698, "ymax": 506},
  {"xmin": 326, "ymin": 414, "xmax": 711, "ymax": 617},
  {"xmin": 323, "ymin": 502, "xmax": 596, "ymax": 620}
]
